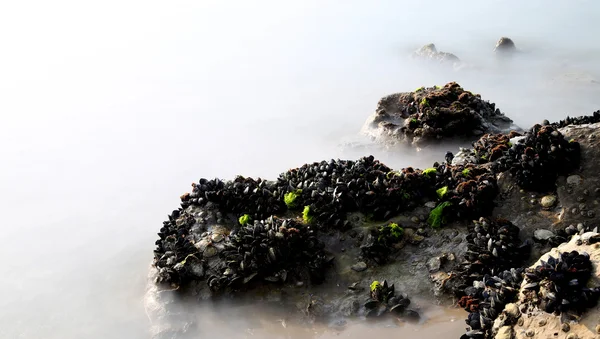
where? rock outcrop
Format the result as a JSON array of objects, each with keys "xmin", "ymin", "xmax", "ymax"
[
  {"xmin": 362, "ymin": 82, "xmax": 518, "ymax": 146},
  {"xmin": 146, "ymin": 113, "xmax": 600, "ymax": 339}
]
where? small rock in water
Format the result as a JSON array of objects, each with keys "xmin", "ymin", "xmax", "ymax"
[
  {"xmin": 351, "ymin": 262, "xmax": 368, "ymax": 272},
  {"xmin": 540, "ymin": 195, "xmax": 557, "ymax": 208},
  {"xmin": 534, "ymin": 229, "xmax": 555, "ymax": 242}
]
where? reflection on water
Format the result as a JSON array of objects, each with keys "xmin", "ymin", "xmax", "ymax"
[{"xmin": 1, "ymin": 0, "xmax": 599, "ymax": 338}]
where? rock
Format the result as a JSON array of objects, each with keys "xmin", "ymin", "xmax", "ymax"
[
  {"xmin": 412, "ymin": 43, "xmax": 460, "ymax": 66},
  {"xmin": 562, "ymin": 323, "xmax": 570, "ymax": 332},
  {"xmin": 565, "ymin": 224, "xmax": 578, "ymax": 235},
  {"xmin": 540, "ymin": 195, "xmax": 557, "ymax": 208},
  {"xmin": 361, "ymin": 82, "xmax": 517, "ymax": 146},
  {"xmin": 494, "ymin": 37, "xmax": 517, "ymax": 56},
  {"xmin": 495, "ymin": 326, "xmax": 513, "ymax": 339},
  {"xmin": 350, "ymin": 262, "xmax": 368, "ymax": 272},
  {"xmin": 505, "ymin": 303, "xmax": 520, "ymax": 319},
  {"xmin": 538, "ymin": 318, "xmax": 546, "ymax": 327},
  {"xmin": 426, "ymin": 256, "xmax": 442, "ymax": 272},
  {"xmin": 425, "ymin": 201, "xmax": 437, "ymax": 209},
  {"xmin": 567, "ymin": 175, "xmax": 583, "ymax": 186},
  {"xmin": 534, "ymin": 229, "xmax": 555, "ymax": 242},
  {"xmin": 525, "ymin": 329, "xmax": 535, "ymax": 337}
]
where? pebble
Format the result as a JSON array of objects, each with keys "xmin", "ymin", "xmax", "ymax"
[
  {"xmin": 578, "ymin": 223, "xmax": 585, "ymax": 232},
  {"xmin": 525, "ymin": 329, "xmax": 535, "ymax": 337},
  {"xmin": 411, "ymin": 235, "xmax": 425, "ymax": 243},
  {"xmin": 567, "ymin": 175, "xmax": 583, "ymax": 186},
  {"xmin": 530, "ymin": 199, "xmax": 537, "ymax": 205},
  {"xmin": 538, "ymin": 318, "xmax": 547, "ymax": 327},
  {"xmin": 425, "ymin": 201, "xmax": 437, "ymax": 209},
  {"xmin": 588, "ymin": 210, "xmax": 596, "ymax": 218},
  {"xmin": 566, "ymin": 334, "xmax": 578, "ymax": 339},
  {"xmin": 566, "ymin": 224, "xmax": 578, "ymax": 235},
  {"xmin": 411, "ymin": 216, "xmax": 420, "ymax": 224},
  {"xmin": 211, "ymin": 233, "xmax": 224, "ymax": 243},
  {"xmin": 426, "ymin": 257, "xmax": 442, "ymax": 272},
  {"xmin": 562, "ymin": 323, "xmax": 570, "ymax": 332},
  {"xmin": 351, "ymin": 262, "xmax": 368, "ymax": 272},
  {"xmin": 577, "ymin": 196, "xmax": 586, "ymax": 202},
  {"xmin": 517, "ymin": 317, "xmax": 524, "ymax": 326},
  {"xmin": 534, "ymin": 229, "xmax": 555, "ymax": 242},
  {"xmin": 541, "ymin": 195, "xmax": 557, "ymax": 208},
  {"xmin": 572, "ymin": 207, "xmax": 580, "ymax": 215},
  {"xmin": 505, "ymin": 303, "xmax": 520, "ymax": 318}
]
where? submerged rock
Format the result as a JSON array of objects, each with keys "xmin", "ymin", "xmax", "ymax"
[
  {"xmin": 412, "ymin": 43, "xmax": 461, "ymax": 66},
  {"xmin": 362, "ymin": 82, "xmax": 518, "ymax": 146}
]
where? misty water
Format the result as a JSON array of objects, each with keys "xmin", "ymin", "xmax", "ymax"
[{"xmin": 1, "ymin": 1, "xmax": 599, "ymax": 338}]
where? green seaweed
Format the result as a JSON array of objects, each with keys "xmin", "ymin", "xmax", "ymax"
[
  {"xmin": 415, "ymin": 86, "xmax": 424, "ymax": 92},
  {"xmin": 302, "ymin": 205, "xmax": 314, "ymax": 224},
  {"xmin": 284, "ymin": 189, "xmax": 302, "ymax": 209},
  {"xmin": 423, "ymin": 168, "xmax": 437, "ymax": 176},
  {"xmin": 370, "ymin": 280, "xmax": 381, "ymax": 292},
  {"xmin": 420, "ymin": 97, "xmax": 429, "ymax": 106},
  {"xmin": 239, "ymin": 214, "xmax": 251, "ymax": 226},
  {"xmin": 427, "ymin": 201, "xmax": 452, "ymax": 228},
  {"xmin": 434, "ymin": 85, "xmax": 441, "ymax": 89},
  {"xmin": 462, "ymin": 168, "xmax": 470, "ymax": 177},
  {"xmin": 377, "ymin": 222, "xmax": 404, "ymax": 243},
  {"xmin": 569, "ymin": 138, "xmax": 576, "ymax": 143},
  {"xmin": 436, "ymin": 186, "xmax": 448, "ymax": 199}
]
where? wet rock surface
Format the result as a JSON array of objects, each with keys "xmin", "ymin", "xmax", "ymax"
[
  {"xmin": 362, "ymin": 82, "xmax": 518, "ymax": 146},
  {"xmin": 147, "ymin": 116, "xmax": 600, "ymax": 338}
]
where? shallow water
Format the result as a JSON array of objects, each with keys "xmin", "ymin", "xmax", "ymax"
[{"xmin": 1, "ymin": 1, "xmax": 599, "ymax": 338}]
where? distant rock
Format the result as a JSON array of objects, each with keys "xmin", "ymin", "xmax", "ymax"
[
  {"xmin": 494, "ymin": 37, "xmax": 517, "ymax": 56},
  {"xmin": 412, "ymin": 43, "xmax": 461, "ymax": 66}
]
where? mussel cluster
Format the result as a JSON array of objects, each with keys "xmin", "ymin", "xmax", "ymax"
[
  {"xmin": 181, "ymin": 176, "xmax": 285, "ymax": 221},
  {"xmin": 398, "ymin": 82, "xmax": 513, "ymax": 143},
  {"xmin": 459, "ymin": 268, "xmax": 524, "ymax": 339},
  {"xmin": 364, "ymin": 280, "xmax": 419, "ymax": 320},
  {"xmin": 206, "ymin": 217, "xmax": 332, "ymax": 292},
  {"xmin": 153, "ymin": 208, "xmax": 201, "ymax": 285},
  {"xmin": 459, "ymin": 218, "xmax": 529, "ymax": 286},
  {"xmin": 429, "ymin": 164, "xmax": 499, "ymax": 226},
  {"xmin": 551, "ymin": 110, "xmax": 600, "ymax": 128},
  {"xmin": 471, "ymin": 124, "xmax": 581, "ymax": 191},
  {"xmin": 275, "ymin": 156, "xmax": 437, "ymax": 224},
  {"xmin": 522, "ymin": 250, "xmax": 600, "ymax": 321}
]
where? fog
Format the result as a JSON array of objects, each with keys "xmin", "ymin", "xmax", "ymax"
[{"xmin": 0, "ymin": 1, "xmax": 599, "ymax": 338}]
